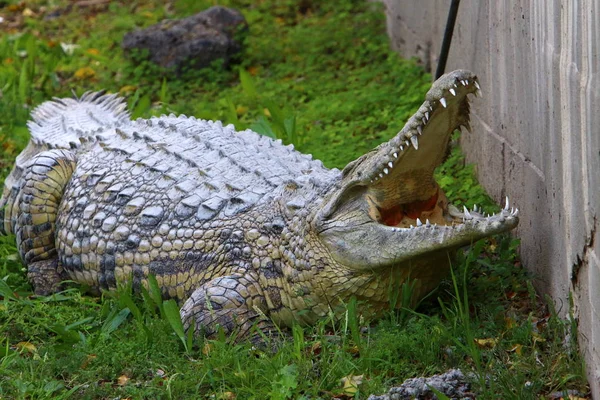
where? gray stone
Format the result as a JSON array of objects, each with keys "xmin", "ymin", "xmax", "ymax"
[
  {"xmin": 367, "ymin": 369, "xmax": 473, "ymax": 400},
  {"xmin": 122, "ymin": 6, "xmax": 247, "ymax": 72}
]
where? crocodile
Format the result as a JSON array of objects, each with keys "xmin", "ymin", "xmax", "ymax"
[{"xmin": 0, "ymin": 70, "xmax": 518, "ymax": 339}]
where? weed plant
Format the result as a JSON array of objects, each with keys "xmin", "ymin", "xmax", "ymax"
[{"xmin": 0, "ymin": 0, "xmax": 589, "ymax": 398}]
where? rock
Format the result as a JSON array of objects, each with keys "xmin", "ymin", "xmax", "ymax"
[
  {"xmin": 122, "ymin": 6, "xmax": 247, "ymax": 72},
  {"xmin": 367, "ymin": 369, "xmax": 474, "ymax": 400}
]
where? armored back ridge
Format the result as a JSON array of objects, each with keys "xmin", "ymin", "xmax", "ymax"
[{"xmin": 0, "ymin": 70, "xmax": 518, "ymax": 340}]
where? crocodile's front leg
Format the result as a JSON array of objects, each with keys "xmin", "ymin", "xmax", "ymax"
[
  {"xmin": 180, "ymin": 274, "xmax": 277, "ymax": 340},
  {"xmin": 15, "ymin": 149, "xmax": 77, "ymax": 295}
]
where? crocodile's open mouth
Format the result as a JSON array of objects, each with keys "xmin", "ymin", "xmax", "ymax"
[{"xmin": 316, "ymin": 70, "xmax": 519, "ymax": 269}]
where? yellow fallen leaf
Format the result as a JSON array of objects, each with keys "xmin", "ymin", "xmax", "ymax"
[
  {"xmin": 86, "ymin": 48, "xmax": 100, "ymax": 56},
  {"xmin": 339, "ymin": 374, "xmax": 363, "ymax": 396},
  {"xmin": 532, "ymin": 332, "xmax": 546, "ymax": 344},
  {"xmin": 117, "ymin": 374, "xmax": 129, "ymax": 386},
  {"xmin": 221, "ymin": 392, "xmax": 236, "ymax": 400},
  {"xmin": 119, "ymin": 85, "xmax": 137, "ymax": 95},
  {"xmin": 74, "ymin": 67, "xmax": 96, "ymax": 80},
  {"xmin": 236, "ymin": 105, "xmax": 249, "ymax": 116},
  {"xmin": 474, "ymin": 338, "xmax": 498, "ymax": 349},
  {"xmin": 263, "ymin": 108, "xmax": 271, "ymax": 117},
  {"xmin": 22, "ymin": 8, "xmax": 35, "ymax": 17},
  {"xmin": 310, "ymin": 340, "xmax": 322, "ymax": 355},
  {"xmin": 16, "ymin": 341, "xmax": 37, "ymax": 353},
  {"xmin": 505, "ymin": 316, "xmax": 516, "ymax": 329},
  {"xmin": 508, "ymin": 344, "xmax": 523, "ymax": 355},
  {"xmin": 80, "ymin": 354, "xmax": 97, "ymax": 369},
  {"xmin": 202, "ymin": 342, "xmax": 213, "ymax": 356}
]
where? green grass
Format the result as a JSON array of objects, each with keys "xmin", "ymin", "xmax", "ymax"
[{"xmin": 0, "ymin": 0, "xmax": 590, "ymax": 398}]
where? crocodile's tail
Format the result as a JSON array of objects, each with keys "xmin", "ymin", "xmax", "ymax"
[
  {"xmin": 1, "ymin": 91, "xmax": 130, "ymax": 236},
  {"xmin": 28, "ymin": 91, "xmax": 130, "ymax": 148}
]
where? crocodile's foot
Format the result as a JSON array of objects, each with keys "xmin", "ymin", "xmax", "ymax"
[
  {"xmin": 180, "ymin": 274, "xmax": 277, "ymax": 340},
  {"xmin": 27, "ymin": 258, "xmax": 65, "ymax": 296}
]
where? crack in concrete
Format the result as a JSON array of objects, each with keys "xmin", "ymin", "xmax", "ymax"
[{"xmin": 473, "ymin": 112, "xmax": 546, "ymax": 182}]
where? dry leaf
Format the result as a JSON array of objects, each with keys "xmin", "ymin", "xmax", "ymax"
[
  {"xmin": 119, "ymin": 85, "xmax": 137, "ymax": 95},
  {"xmin": 339, "ymin": 374, "xmax": 363, "ymax": 396},
  {"xmin": 15, "ymin": 341, "xmax": 37, "ymax": 353},
  {"xmin": 117, "ymin": 375, "xmax": 129, "ymax": 386},
  {"xmin": 508, "ymin": 344, "xmax": 523, "ymax": 355},
  {"xmin": 263, "ymin": 108, "xmax": 271, "ymax": 117},
  {"xmin": 505, "ymin": 316, "xmax": 516, "ymax": 329},
  {"xmin": 74, "ymin": 67, "xmax": 96, "ymax": 80},
  {"xmin": 474, "ymin": 337, "xmax": 498, "ymax": 349},
  {"xmin": 309, "ymin": 341, "xmax": 322, "ymax": 356},
  {"xmin": 86, "ymin": 48, "xmax": 100, "ymax": 55},
  {"xmin": 202, "ymin": 342, "xmax": 213, "ymax": 356},
  {"xmin": 80, "ymin": 354, "xmax": 97, "ymax": 369},
  {"xmin": 235, "ymin": 105, "xmax": 248, "ymax": 116},
  {"xmin": 532, "ymin": 332, "xmax": 546, "ymax": 344}
]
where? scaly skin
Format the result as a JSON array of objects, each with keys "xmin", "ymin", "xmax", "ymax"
[{"xmin": 0, "ymin": 71, "xmax": 518, "ymax": 339}]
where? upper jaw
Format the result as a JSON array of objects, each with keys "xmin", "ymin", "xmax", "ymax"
[
  {"xmin": 318, "ymin": 70, "xmax": 480, "ymax": 222},
  {"xmin": 363, "ymin": 69, "xmax": 479, "ymax": 186}
]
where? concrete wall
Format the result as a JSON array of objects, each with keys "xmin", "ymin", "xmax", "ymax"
[{"xmin": 382, "ymin": 0, "xmax": 600, "ymax": 395}]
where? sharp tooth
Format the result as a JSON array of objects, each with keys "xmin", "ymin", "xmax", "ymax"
[
  {"xmin": 461, "ymin": 80, "xmax": 467, "ymax": 86},
  {"xmin": 410, "ymin": 135, "xmax": 419, "ymax": 149},
  {"xmin": 426, "ymin": 219, "xmax": 431, "ymax": 226},
  {"xmin": 453, "ymin": 83, "xmax": 458, "ymax": 88},
  {"xmin": 417, "ymin": 125, "xmax": 422, "ymax": 135},
  {"xmin": 410, "ymin": 225, "xmax": 414, "ymax": 229},
  {"xmin": 474, "ymin": 81, "xmax": 481, "ymax": 90},
  {"xmin": 393, "ymin": 152, "xmax": 398, "ymax": 158},
  {"xmin": 400, "ymin": 145, "xmax": 404, "ymax": 151},
  {"xmin": 405, "ymin": 140, "xmax": 410, "ymax": 147},
  {"xmin": 425, "ymin": 111, "xmax": 429, "ymax": 120},
  {"xmin": 449, "ymin": 88, "xmax": 456, "ymax": 96},
  {"xmin": 440, "ymin": 97, "xmax": 447, "ymax": 108},
  {"xmin": 448, "ymin": 204, "xmax": 462, "ymax": 218},
  {"xmin": 383, "ymin": 168, "xmax": 389, "ymax": 175},
  {"xmin": 473, "ymin": 204, "xmax": 478, "ymax": 212},
  {"xmin": 422, "ymin": 117, "xmax": 427, "ymax": 125},
  {"xmin": 379, "ymin": 173, "xmax": 383, "ymax": 178},
  {"xmin": 463, "ymin": 206, "xmax": 472, "ymax": 218},
  {"xmin": 513, "ymin": 208, "xmax": 519, "ymax": 216},
  {"xmin": 416, "ymin": 218, "xmax": 423, "ymax": 227},
  {"xmin": 504, "ymin": 196, "xmax": 510, "ymax": 211},
  {"xmin": 388, "ymin": 161, "xmax": 393, "ymax": 168}
]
